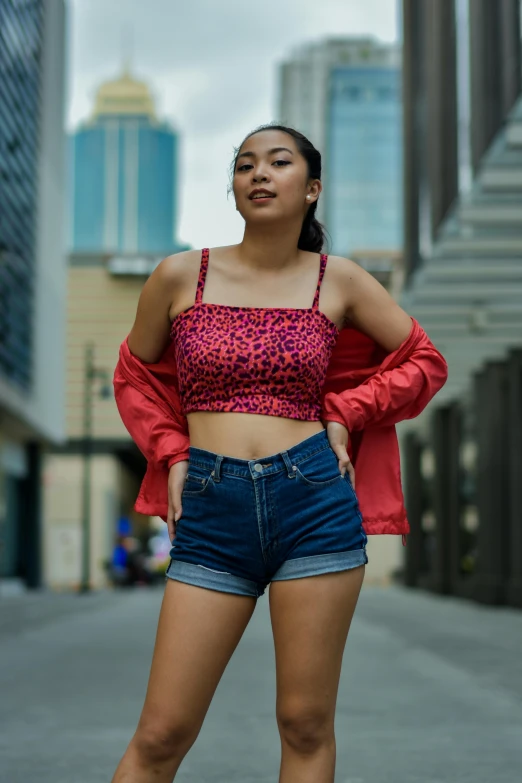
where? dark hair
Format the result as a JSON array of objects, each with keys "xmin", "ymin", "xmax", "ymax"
[{"xmin": 229, "ymin": 123, "xmax": 328, "ymax": 254}]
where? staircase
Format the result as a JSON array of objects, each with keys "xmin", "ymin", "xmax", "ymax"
[{"xmin": 401, "ymin": 96, "xmax": 522, "ymax": 406}]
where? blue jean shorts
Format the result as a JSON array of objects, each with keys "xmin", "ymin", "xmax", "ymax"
[{"xmin": 166, "ymin": 429, "xmax": 368, "ymax": 598}]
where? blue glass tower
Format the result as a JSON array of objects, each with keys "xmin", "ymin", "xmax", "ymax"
[
  {"xmin": 69, "ymin": 69, "xmax": 188, "ymax": 255},
  {"xmin": 326, "ymin": 65, "xmax": 403, "ymax": 256}
]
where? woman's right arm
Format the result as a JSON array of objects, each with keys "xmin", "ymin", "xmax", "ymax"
[
  {"xmin": 118, "ymin": 252, "xmax": 194, "ymax": 538},
  {"xmin": 127, "ymin": 254, "xmax": 184, "ymax": 363}
]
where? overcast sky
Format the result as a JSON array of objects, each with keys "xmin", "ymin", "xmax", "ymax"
[{"xmin": 67, "ymin": 0, "xmax": 398, "ymax": 251}]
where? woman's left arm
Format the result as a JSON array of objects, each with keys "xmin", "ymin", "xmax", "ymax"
[
  {"xmin": 322, "ymin": 259, "xmax": 448, "ymax": 432},
  {"xmin": 344, "ymin": 258, "xmax": 413, "ymax": 351}
]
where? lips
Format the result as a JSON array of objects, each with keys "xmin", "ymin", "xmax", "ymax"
[{"xmin": 249, "ymin": 189, "xmax": 276, "ymax": 200}]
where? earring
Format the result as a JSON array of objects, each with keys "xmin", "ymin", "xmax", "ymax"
[{"xmin": 306, "ymin": 195, "xmax": 311, "ymax": 201}]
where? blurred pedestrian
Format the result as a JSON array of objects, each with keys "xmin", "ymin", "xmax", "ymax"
[
  {"xmin": 112, "ymin": 124, "xmax": 447, "ymax": 781},
  {"xmin": 109, "ymin": 535, "xmax": 129, "ymax": 587}
]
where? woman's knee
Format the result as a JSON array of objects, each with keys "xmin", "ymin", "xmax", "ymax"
[
  {"xmin": 277, "ymin": 704, "xmax": 334, "ymax": 754},
  {"xmin": 133, "ymin": 716, "xmax": 199, "ymax": 764}
]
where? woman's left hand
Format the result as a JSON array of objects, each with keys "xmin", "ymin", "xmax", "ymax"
[{"xmin": 323, "ymin": 420, "xmax": 355, "ymax": 489}]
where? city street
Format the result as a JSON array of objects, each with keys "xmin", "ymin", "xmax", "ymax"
[
  {"xmin": 1, "ymin": 1, "xmax": 522, "ymax": 781},
  {"xmin": 1, "ymin": 579, "xmax": 521, "ymax": 783}
]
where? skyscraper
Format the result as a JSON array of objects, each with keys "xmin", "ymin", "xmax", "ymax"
[
  {"xmin": 0, "ymin": 0, "xmax": 67, "ymax": 589},
  {"xmin": 69, "ymin": 67, "xmax": 188, "ymax": 255},
  {"xmin": 327, "ymin": 61, "xmax": 402, "ymax": 255},
  {"xmin": 278, "ymin": 38, "xmax": 402, "ymax": 258}
]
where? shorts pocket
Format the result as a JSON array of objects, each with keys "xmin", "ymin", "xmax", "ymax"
[
  {"xmin": 342, "ymin": 470, "xmax": 358, "ymax": 500},
  {"xmin": 294, "ymin": 448, "xmax": 343, "ymax": 488},
  {"xmin": 181, "ymin": 463, "xmax": 214, "ymax": 496}
]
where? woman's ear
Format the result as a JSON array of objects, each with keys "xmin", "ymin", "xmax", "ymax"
[{"xmin": 310, "ymin": 179, "xmax": 322, "ymax": 199}]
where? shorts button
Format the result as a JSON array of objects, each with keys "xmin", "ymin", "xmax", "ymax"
[{"xmin": 254, "ymin": 463, "xmax": 263, "ymax": 472}]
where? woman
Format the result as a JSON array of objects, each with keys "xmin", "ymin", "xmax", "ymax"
[{"xmin": 112, "ymin": 124, "xmax": 447, "ymax": 782}]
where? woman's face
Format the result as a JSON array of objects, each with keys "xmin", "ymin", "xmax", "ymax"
[{"xmin": 232, "ymin": 129, "xmax": 321, "ymax": 224}]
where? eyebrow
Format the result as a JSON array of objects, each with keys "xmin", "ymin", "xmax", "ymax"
[{"xmin": 236, "ymin": 146, "xmax": 294, "ymax": 160}]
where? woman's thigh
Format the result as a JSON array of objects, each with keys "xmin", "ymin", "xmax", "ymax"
[
  {"xmin": 137, "ymin": 579, "xmax": 256, "ymax": 741},
  {"xmin": 269, "ymin": 566, "xmax": 365, "ymax": 728}
]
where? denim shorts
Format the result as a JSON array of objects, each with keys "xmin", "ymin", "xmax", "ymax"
[{"xmin": 166, "ymin": 429, "xmax": 368, "ymax": 598}]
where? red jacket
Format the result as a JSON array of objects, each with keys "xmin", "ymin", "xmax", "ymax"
[{"xmin": 113, "ymin": 317, "xmax": 448, "ymax": 538}]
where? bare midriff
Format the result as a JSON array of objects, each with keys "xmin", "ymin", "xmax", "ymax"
[{"xmin": 186, "ymin": 411, "xmax": 324, "ymax": 461}]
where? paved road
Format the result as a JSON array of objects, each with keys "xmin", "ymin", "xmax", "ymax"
[{"xmin": 1, "ymin": 581, "xmax": 521, "ymax": 783}]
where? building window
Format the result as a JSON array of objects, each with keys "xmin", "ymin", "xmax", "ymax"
[{"xmin": 0, "ymin": 0, "xmax": 44, "ymax": 389}]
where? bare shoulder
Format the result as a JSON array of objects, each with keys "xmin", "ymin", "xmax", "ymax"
[
  {"xmin": 126, "ymin": 249, "xmax": 201, "ymax": 363},
  {"xmin": 154, "ymin": 249, "xmax": 204, "ymax": 314},
  {"xmin": 325, "ymin": 254, "xmax": 361, "ymax": 280},
  {"xmin": 325, "ymin": 254, "xmax": 367, "ymax": 302},
  {"xmin": 156, "ymin": 248, "xmax": 202, "ymax": 285},
  {"xmin": 326, "ymin": 254, "xmax": 412, "ymax": 352}
]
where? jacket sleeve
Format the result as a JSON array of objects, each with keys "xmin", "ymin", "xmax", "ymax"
[
  {"xmin": 321, "ymin": 335, "xmax": 448, "ymax": 432},
  {"xmin": 113, "ymin": 363, "xmax": 190, "ymax": 470}
]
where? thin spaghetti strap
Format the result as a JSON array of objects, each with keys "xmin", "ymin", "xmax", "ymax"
[
  {"xmin": 312, "ymin": 253, "xmax": 328, "ymax": 310},
  {"xmin": 195, "ymin": 248, "xmax": 209, "ymax": 304}
]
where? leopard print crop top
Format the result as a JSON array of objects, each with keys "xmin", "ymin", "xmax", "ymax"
[{"xmin": 170, "ymin": 248, "xmax": 340, "ymax": 421}]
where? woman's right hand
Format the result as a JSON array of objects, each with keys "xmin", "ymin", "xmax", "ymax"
[{"xmin": 167, "ymin": 460, "xmax": 189, "ymax": 540}]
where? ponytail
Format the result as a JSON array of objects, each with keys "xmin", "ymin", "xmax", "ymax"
[{"xmin": 298, "ymin": 200, "xmax": 326, "ymax": 253}]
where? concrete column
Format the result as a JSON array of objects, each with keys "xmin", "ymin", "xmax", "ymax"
[
  {"xmin": 430, "ymin": 403, "xmax": 461, "ymax": 594},
  {"xmin": 506, "ymin": 349, "xmax": 522, "ymax": 607},
  {"xmin": 401, "ymin": 0, "xmax": 423, "ymax": 281},
  {"xmin": 402, "ymin": 0, "xmax": 459, "ymax": 275},
  {"xmin": 446, "ymin": 403, "xmax": 464, "ymax": 594},
  {"xmin": 473, "ymin": 362, "xmax": 510, "ymax": 604},
  {"xmin": 424, "ymin": 0, "xmax": 459, "ymax": 233},
  {"xmin": 18, "ymin": 442, "xmax": 43, "ymax": 589},
  {"xmin": 469, "ymin": 0, "xmax": 521, "ymax": 171},
  {"xmin": 498, "ymin": 0, "xmax": 521, "ymax": 117},
  {"xmin": 403, "ymin": 431, "xmax": 424, "ymax": 587}
]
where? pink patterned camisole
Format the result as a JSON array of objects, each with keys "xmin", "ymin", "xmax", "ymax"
[{"xmin": 170, "ymin": 248, "xmax": 340, "ymax": 421}]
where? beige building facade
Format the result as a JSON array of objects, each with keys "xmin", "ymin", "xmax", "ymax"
[{"xmin": 43, "ymin": 257, "xmax": 150, "ymax": 589}]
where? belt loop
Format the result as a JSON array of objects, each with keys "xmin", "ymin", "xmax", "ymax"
[
  {"xmin": 213, "ymin": 454, "xmax": 223, "ymax": 482},
  {"xmin": 281, "ymin": 450, "xmax": 296, "ymax": 479}
]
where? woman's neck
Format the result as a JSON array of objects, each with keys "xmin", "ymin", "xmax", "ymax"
[{"xmin": 236, "ymin": 222, "xmax": 304, "ymax": 270}]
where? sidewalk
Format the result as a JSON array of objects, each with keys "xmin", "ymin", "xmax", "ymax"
[
  {"xmin": 1, "ymin": 583, "xmax": 521, "ymax": 782},
  {"xmin": 0, "ymin": 587, "xmax": 122, "ymax": 639}
]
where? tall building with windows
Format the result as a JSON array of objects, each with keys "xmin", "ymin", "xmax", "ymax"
[
  {"xmin": 69, "ymin": 67, "xmax": 188, "ymax": 255},
  {"xmin": 327, "ymin": 64, "xmax": 402, "ymax": 255},
  {"xmin": 0, "ymin": 0, "xmax": 67, "ymax": 590},
  {"xmin": 278, "ymin": 38, "xmax": 402, "ymax": 259}
]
